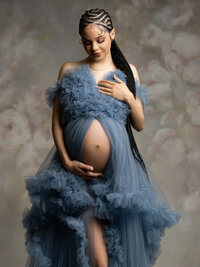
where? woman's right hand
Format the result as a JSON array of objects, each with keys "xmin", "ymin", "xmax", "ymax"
[{"xmin": 63, "ymin": 159, "xmax": 103, "ymax": 181}]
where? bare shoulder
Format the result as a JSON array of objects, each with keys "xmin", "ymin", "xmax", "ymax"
[
  {"xmin": 57, "ymin": 61, "xmax": 78, "ymax": 79},
  {"xmin": 128, "ymin": 63, "xmax": 140, "ymax": 84}
]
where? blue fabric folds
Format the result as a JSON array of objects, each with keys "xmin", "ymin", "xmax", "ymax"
[
  {"xmin": 135, "ymin": 80, "xmax": 152, "ymax": 110},
  {"xmin": 22, "ymin": 64, "xmax": 181, "ymax": 267},
  {"xmin": 45, "ymin": 79, "xmax": 63, "ymax": 108}
]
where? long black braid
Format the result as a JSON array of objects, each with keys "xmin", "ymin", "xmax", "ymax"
[{"xmin": 79, "ymin": 8, "xmax": 150, "ymax": 182}]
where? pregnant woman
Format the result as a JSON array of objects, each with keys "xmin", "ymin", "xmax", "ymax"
[{"xmin": 22, "ymin": 8, "xmax": 181, "ymax": 267}]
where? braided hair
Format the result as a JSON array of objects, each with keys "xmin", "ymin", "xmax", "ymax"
[{"xmin": 79, "ymin": 8, "xmax": 150, "ymax": 181}]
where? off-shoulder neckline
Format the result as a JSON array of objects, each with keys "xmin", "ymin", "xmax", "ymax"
[
  {"xmin": 86, "ymin": 64, "xmax": 119, "ymax": 84},
  {"xmin": 63, "ymin": 64, "xmax": 125, "ymax": 85}
]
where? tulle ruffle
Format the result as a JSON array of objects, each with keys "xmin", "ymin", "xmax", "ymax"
[
  {"xmin": 22, "ymin": 64, "xmax": 180, "ymax": 267},
  {"xmin": 44, "ymin": 64, "xmax": 152, "ymax": 127},
  {"xmin": 135, "ymin": 79, "xmax": 152, "ymax": 110},
  {"xmin": 22, "ymin": 116, "xmax": 181, "ymax": 267}
]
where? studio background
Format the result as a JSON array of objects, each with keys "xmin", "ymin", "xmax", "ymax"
[{"xmin": 0, "ymin": 0, "xmax": 199, "ymax": 266}]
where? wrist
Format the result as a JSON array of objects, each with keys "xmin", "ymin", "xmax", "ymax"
[
  {"xmin": 60, "ymin": 153, "xmax": 71, "ymax": 166},
  {"xmin": 124, "ymin": 91, "xmax": 135, "ymax": 106}
]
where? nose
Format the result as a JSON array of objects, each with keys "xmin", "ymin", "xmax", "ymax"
[{"xmin": 91, "ymin": 42, "xmax": 99, "ymax": 52}]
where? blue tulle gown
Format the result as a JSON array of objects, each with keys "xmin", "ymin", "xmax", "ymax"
[{"xmin": 22, "ymin": 64, "xmax": 181, "ymax": 267}]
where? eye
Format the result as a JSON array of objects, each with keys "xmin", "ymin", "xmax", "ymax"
[
  {"xmin": 83, "ymin": 39, "xmax": 105, "ymax": 46},
  {"xmin": 98, "ymin": 39, "xmax": 104, "ymax": 43}
]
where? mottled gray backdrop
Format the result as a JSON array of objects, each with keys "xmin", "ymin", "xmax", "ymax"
[{"xmin": 0, "ymin": 0, "xmax": 199, "ymax": 266}]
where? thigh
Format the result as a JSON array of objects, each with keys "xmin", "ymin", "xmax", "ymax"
[{"xmin": 87, "ymin": 216, "xmax": 108, "ymax": 267}]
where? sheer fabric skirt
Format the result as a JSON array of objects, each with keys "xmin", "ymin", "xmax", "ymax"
[{"xmin": 22, "ymin": 116, "xmax": 181, "ymax": 267}]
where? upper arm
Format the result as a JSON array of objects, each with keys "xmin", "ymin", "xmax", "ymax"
[
  {"xmin": 52, "ymin": 62, "xmax": 73, "ymax": 125},
  {"xmin": 129, "ymin": 63, "xmax": 143, "ymax": 108},
  {"xmin": 129, "ymin": 63, "xmax": 152, "ymax": 112},
  {"xmin": 129, "ymin": 63, "xmax": 141, "ymax": 85}
]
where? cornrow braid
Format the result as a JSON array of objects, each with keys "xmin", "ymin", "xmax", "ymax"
[
  {"xmin": 79, "ymin": 8, "xmax": 150, "ymax": 182},
  {"xmin": 79, "ymin": 8, "xmax": 113, "ymax": 35},
  {"xmin": 110, "ymin": 40, "xmax": 150, "ymax": 181}
]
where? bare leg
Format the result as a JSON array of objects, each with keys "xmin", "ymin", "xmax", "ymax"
[
  {"xmin": 88, "ymin": 216, "xmax": 108, "ymax": 267},
  {"xmin": 82, "ymin": 119, "xmax": 110, "ymax": 266}
]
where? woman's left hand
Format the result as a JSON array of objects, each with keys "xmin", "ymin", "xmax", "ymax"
[{"xmin": 96, "ymin": 74, "xmax": 132, "ymax": 102}]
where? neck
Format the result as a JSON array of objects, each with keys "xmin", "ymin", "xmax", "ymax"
[{"xmin": 86, "ymin": 53, "xmax": 115, "ymax": 71}]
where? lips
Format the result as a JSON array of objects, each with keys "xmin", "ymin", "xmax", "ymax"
[{"xmin": 92, "ymin": 52, "xmax": 101, "ymax": 56}]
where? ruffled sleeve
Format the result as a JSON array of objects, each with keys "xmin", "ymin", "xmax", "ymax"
[
  {"xmin": 45, "ymin": 79, "xmax": 62, "ymax": 108},
  {"xmin": 135, "ymin": 79, "xmax": 152, "ymax": 110}
]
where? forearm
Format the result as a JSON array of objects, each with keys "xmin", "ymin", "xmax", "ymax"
[
  {"xmin": 124, "ymin": 92, "xmax": 144, "ymax": 131},
  {"xmin": 52, "ymin": 120, "xmax": 71, "ymax": 164}
]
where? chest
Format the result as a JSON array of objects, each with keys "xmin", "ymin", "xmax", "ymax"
[
  {"xmin": 59, "ymin": 74, "xmax": 129, "ymax": 123},
  {"xmin": 89, "ymin": 69, "xmax": 117, "ymax": 84}
]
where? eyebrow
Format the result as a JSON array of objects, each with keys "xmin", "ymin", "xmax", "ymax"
[{"xmin": 82, "ymin": 35, "xmax": 105, "ymax": 41}]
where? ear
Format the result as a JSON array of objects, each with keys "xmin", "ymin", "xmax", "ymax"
[{"xmin": 110, "ymin": 28, "xmax": 115, "ymax": 40}]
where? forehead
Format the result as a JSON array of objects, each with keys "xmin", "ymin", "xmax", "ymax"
[{"xmin": 82, "ymin": 24, "xmax": 107, "ymax": 39}]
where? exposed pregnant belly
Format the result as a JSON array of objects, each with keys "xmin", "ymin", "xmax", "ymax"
[{"xmin": 82, "ymin": 119, "xmax": 111, "ymax": 173}]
